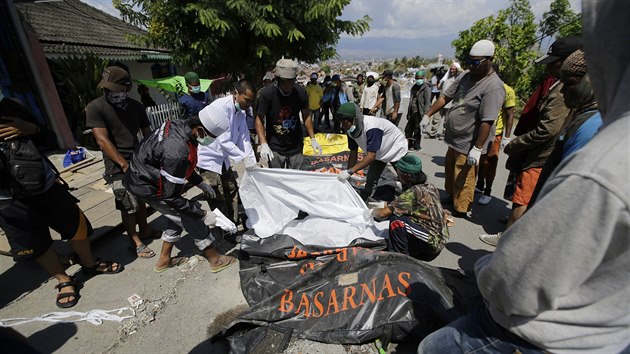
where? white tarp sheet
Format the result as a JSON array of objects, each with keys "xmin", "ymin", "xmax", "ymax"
[
  {"xmin": 240, "ymin": 169, "xmax": 379, "ymax": 244},
  {"xmin": 279, "ymin": 216, "xmax": 388, "ymax": 247}
]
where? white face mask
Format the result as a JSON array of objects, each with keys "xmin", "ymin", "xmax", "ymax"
[{"xmin": 196, "ymin": 129, "xmax": 215, "ymax": 146}]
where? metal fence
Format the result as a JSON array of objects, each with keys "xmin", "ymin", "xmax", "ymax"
[{"xmin": 146, "ymin": 102, "xmax": 181, "ymax": 131}]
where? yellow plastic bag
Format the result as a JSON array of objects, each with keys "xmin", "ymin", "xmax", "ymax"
[{"xmin": 302, "ymin": 133, "xmax": 363, "ymax": 156}]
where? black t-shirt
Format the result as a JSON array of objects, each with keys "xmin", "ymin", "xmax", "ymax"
[
  {"xmin": 256, "ymin": 83, "xmax": 308, "ymax": 155},
  {"xmin": 85, "ymin": 96, "xmax": 150, "ymax": 175}
]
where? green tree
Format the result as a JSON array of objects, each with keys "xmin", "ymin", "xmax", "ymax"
[
  {"xmin": 451, "ymin": 0, "xmax": 537, "ymax": 100},
  {"xmin": 539, "ymin": 0, "xmax": 581, "ymax": 43},
  {"xmin": 114, "ymin": 0, "xmax": 370, "ymax": 83}
]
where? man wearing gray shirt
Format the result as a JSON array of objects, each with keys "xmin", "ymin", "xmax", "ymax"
[
  {"xmin": 418, "ymin": 1, "xmax": 630, "ymax": 352},
  {"xmin": 423, "ymin": 40, "xmax": 505, "ymax": 216}
]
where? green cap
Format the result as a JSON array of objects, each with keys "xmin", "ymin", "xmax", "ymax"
[
  {"xmin": 184, "ymin": 71, "xmax": 200, "ymax": 84},
  {"xmin": 396, "ymin": 154, "xmax": 422, "ymax": 173},
  {"xmin": 337, "ymin": 102, "xmax": 356, "ymax": 120},
  {"xmin": 415, "ymin": 70, "xmax": 426, "ymax": 77}
]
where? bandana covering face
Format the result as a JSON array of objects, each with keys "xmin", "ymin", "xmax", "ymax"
[{"xmin": 105, "ymin": 91, "xmax": 129, "ymax": 110}]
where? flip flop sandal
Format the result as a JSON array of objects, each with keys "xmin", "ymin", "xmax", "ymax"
[
  {"xmin": 83, "ymin": 258, "xmax": 124, "ymax": 276},
  {"xmin": 136, "ymin": 244, "xmax": 156, "ymax": 258},
  {"xmin": 153, "ymin": 256, "xmax": 189, "ymax": 273},
  {"xmin": 210, "ymin": 256, "xmax": 237, "ymax": 273},
  {"xmin": 55, "ymin": 277, "xmax": 83, "ymax": 309}
]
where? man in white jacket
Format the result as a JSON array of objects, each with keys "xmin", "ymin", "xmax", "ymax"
[
  {"xmin": 197, "ymin": 80, "xmax": 257, "ymax": 227},
  {"xmin": 417, "ymin": 1, "xmax": 630, "ymax": 353}
]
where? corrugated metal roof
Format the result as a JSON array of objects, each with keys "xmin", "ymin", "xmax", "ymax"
[{"xmin": 16, "ymin": 0, "xmax": 171, "ymax": 59}]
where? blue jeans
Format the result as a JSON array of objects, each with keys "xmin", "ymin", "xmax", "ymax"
[{"xmin": 417, "ymin": 302, "xmax": 543, "ymax": 354}]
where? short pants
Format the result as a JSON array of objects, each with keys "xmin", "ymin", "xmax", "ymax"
[
  {"xmin": 0, "ymin": 183, "xmax": 93, "ymax": 261},
  {"xmin": 512, "ymin": 167, "xmax": 543, "ymax": 206},
  {"xmin": 105, "ymin": 174, "xmax": 139, "ymax": 214}
]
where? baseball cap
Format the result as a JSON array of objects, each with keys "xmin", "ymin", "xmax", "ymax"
[
  {"xmin": 198, "ymin": 103, "xmax": 229, "ymax": 137},
  {"xmin": 381, "ymin": 69, "xmax": 393, "ymax": 78},
  {"xmin": 98, "ymin": 66, "xmax": 131, "ymax": 92},
  {"xmin": 275, "ymin": 58, "xmax": 298, "ymax": 79},
  {"xmin": 536, "ymin": 36, "xmax": 582, "ymax": 64},
  {"xmin": 331, "ymin": 74, "xmax": 341, "ymax": 81}
]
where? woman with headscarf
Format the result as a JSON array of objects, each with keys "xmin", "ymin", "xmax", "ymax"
[{"xmin": 527, "ymin": 49, "xmax": 602, "ymax": 208}]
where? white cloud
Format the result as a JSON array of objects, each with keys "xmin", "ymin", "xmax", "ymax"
[{"xmin": 341, "ymin": 0, "xmax": 581, "ymax": 39}]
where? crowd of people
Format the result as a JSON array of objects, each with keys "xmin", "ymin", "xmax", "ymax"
[{"xmin": 0, "ymin": 0, "xmax": 628, "ymax": 351}]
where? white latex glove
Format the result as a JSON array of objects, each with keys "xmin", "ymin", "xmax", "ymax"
[
  {"xmin": 203, "ymin": 210, "xmax": 217, "ymax": 227},
  {"xmin": 421, "ymin": 114, "xmax": 430, "ymax": 132},
  {"xmin": 500, "ymin": 137, "xmax": 511, "ymax": 150},
  {"xmin": 244, "ymin": 157, "xmax": 257, "ymax": 171},
  {"xmin": 212, "ymin": 208, "xmax": 238, "ymax": 234},
  {"xmin": 310, "ymin": 138, "xmax": 323, "ymax": 155},
  {"xmin": 467, "ymin": 146, "xmax": 483, "ymax": 166},
  {"xmin": 259, "ymin": 143, "xmax": 273, "ymax": 162},
  {"xmin": 197, "ymin": 182, "xmax": 216, "ymax": 199},
  {"xmin": 337, "ymin": 169, "xmax": 353, "ymax": 182}
]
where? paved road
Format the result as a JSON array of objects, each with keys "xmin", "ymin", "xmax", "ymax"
[{"xmin": 0, "ymin": 100, "xmax": 515, "ymax": 353}]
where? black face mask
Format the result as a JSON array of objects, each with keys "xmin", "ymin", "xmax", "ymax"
[{"xmin": 367, "ymin": 80, "xmax": 375, "ymax": 86}]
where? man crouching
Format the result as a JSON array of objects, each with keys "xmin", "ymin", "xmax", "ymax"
[{"xmin": 371, "ymin": 154, "xmax": 450, "ymax": 261}]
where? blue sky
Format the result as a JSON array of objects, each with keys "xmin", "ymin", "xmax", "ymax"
[{"xmin": 82, "ymin": 0, "xmax": 580, "ymax": 59}]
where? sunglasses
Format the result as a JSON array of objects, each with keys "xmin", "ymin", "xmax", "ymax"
[{"xmin": 467, "ymin": 58, "xmax": 488, "ymax": 66}]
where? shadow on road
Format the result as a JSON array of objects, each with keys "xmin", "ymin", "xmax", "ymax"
[
  {"xmin": 445, "ymin": 242, "xmax": 492, "ymax": 271},
  {"xmin": 431, "ymin": 156, "xmax": 445, "ymax": 167},
  {"xmin": 28, "ymin": 322, "xmax": 78, "ymax": 353}
]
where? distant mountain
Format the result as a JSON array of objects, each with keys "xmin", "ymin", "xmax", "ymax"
[{"xmin": 336, "ymin": 34, "xmax": 458, "ymax": 60}]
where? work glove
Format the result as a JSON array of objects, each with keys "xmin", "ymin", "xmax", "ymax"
[
  {"xmin": 310, "ymin": 138, "xmax": 323, "ymax": 155},
  {"xmin": 203, "ymin": 210, "xmax": 217, "ymax": 227},
  {"xmin": 337, "ymin": 169, "xmax": 353, "ymax": 182},
  {"xmin": 213, "ymin": 208, "xmax": 238, "ymax": 234},
  {"xmin": 467, "ymin": 146, "xmax": 483, "ymax": 166},
  {"xmin": 500, "ymin": 137, "xmax": 511, "ymax": 150},
  {"xmin": 421, "ymin": 114, "xmax": 430, "ymax": 132},
  {"xmin": 259, "ymin": 143, "xmax": 274, "ymax": 162},
  {"xmin": 244, "ymin": 157, "xmax": 257, "ymax": 171},
  {"xmin": 197, "ymin": 182, "xmax": 216, "ymax": 199}
]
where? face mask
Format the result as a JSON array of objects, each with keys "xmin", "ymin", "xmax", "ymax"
[
  {"xmin": 196, "ymin": 134, "xmax": 215, "ymax": 146},
  {"xmin": 416, "ymin": 79, "xmax": 424, "ymax": 86},
  {"xmin": 105, "ymin": 91, "xmax": 128, "ymax": 109},
  {"xmin": 347, "ymin": 125, "xmax": 357, "ymax": 135},
  {"xmin": 190, "ymin": 85, "xmax": 201, "ymax": 94},
  {"xmin": 367, "ymin": 80, "xmax": 374, "ymax": 86},
  {"xmin": 235, "ymin": 101, "xmax": 243, "ymax": 111}
]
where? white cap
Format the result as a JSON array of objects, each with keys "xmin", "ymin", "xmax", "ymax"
[
  {"xmin": 469, "ymin": 40, "xmax": 495, "ymax": 57},
  {"xmin": 198, "ymin": 103, "xmax": 229, "ymax": 136},
  {"xmin": 275, "ymin": 57, "xmax": 298, "ymax": 79}
]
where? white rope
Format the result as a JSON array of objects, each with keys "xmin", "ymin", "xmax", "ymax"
[{"xmin": 0, "ymin": 307, "xmax": 135, "ymax": 327}]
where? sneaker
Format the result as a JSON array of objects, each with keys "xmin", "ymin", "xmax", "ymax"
[
  {"xmin": 478, "ymin": 195, "xmax": 492, "ymax": 205},
  {"xmin": 479, "ymin": 232, "xmax": 502, "ymax": 247}
]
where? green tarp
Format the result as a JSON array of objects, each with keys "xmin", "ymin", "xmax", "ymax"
[{"xmin": 135, "ymin": 76, "xmax": 212, "ymax": 93}]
